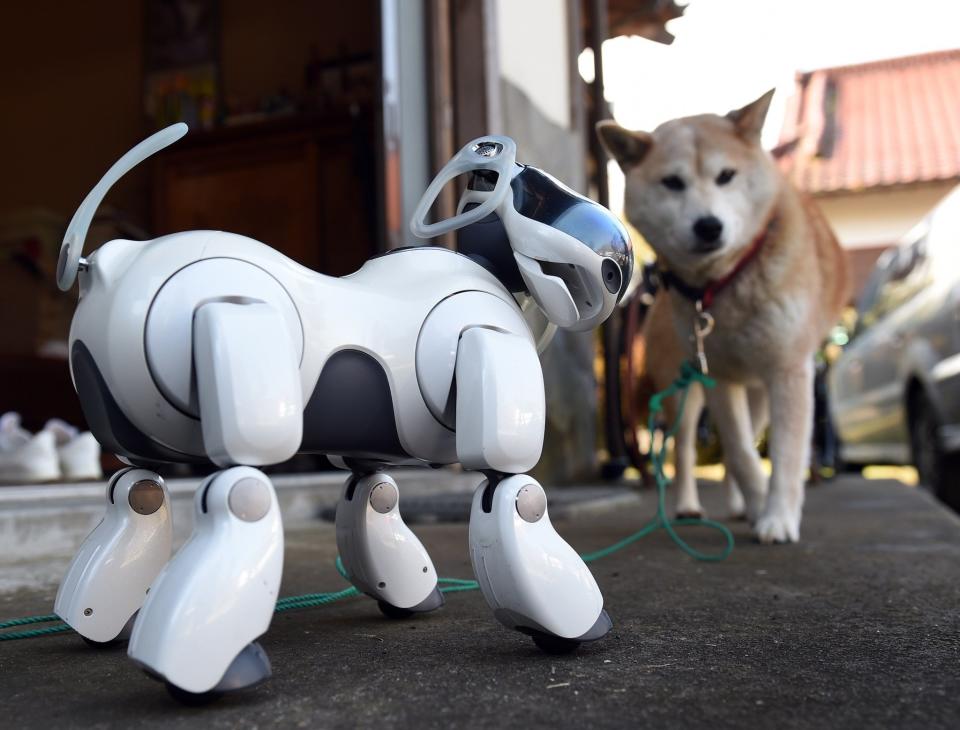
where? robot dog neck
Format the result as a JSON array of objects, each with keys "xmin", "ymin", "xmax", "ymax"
[{"xmin": 457, "ymin": 205, "xmax": 527, "ymax": 294}]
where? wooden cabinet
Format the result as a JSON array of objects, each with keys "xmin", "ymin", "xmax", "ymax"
[{"xmin": 155, "ymin": 115, "xmax": 378, "ymax": 275}]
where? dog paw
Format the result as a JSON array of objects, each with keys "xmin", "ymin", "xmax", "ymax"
[
  {"xmin": 753, "ymin": 509, "xmax": 800, "ymax": 544},
  {"xmin": 727, "ymin": 496, "xmax": 748, "ymax": 522},
  {"xmin": 675, "ymin": 498, "xmax": 706, "ymax": 520},
  {"xmin": 725, "ymin": 486, "xmax": 746, "ymax": 519}
]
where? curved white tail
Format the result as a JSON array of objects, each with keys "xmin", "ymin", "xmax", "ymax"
[{"xmin": 57, "ymin": 123, "xmax": 188, "ymax": 291}]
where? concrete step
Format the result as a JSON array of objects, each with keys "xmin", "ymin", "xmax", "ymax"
[
  {"xmin": 0, "ymin": 468, "xmax": 637, "ymax": 593},
  {"xmin": 0, "ymin": 468, "xmax": 473, "ymax": 592}
]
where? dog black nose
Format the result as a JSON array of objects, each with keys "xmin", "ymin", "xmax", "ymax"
[{"xmin": 693, "ymin": 216, "xmax": 723, "ymax": 246}]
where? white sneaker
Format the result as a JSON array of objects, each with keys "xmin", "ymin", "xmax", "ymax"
[
  {"xmin": 44, "ymin": 418, "xmax": 103, "ymax": 481},
  {"xmin": 0, "ymin": 412, "xmax": 61, "ymax": 483}
]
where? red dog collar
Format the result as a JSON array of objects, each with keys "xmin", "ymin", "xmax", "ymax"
[{"xmin": 659, "ymin": 215, "xmax": 775, "ymax": 310}]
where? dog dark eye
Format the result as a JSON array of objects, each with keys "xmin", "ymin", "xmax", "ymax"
[
  {"xmin": 661, "ymin": 175, "xmax": 685, "ymax": 192},
  {"xmin": 716, "ymin": 168, "xmax": 736, "ymax": 185}
]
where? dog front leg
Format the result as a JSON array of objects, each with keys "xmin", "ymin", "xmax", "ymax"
[
  {"xmin": 724, "ymin": 385, "xmax": 770, "ymax": 519},
  {"xmin": 673, "ymin": 382, "xmax": 706, "ymax": 518},
  {"xmin": 757, "ymin": 361, "xmax": 814, "ymax": 544},
  {"xmin": 706, "ymin": 381, "xmax": 767, "ymax": 523}
]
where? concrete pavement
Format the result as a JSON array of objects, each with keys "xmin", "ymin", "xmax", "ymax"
[{"xmin": 1, "ymin": 476, "xmax": 959, "ymax": 728}]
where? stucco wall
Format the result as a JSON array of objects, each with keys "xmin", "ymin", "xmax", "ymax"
[
  {"xmin": 816, "ymin": 182, "xmax": 956, "ymax": 249},
  {"xmin": 495, "ymin": 0, "xmax": 597, "ymax": 483},
  {"xmin": 814, "ymin": 182, "xmax": 957, "ymax": 300},
  {"xmin": 496, "ymin": 0, "xmax": 571, "ymax": 130}
]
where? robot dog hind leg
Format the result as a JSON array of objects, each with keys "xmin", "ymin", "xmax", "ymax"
[
  {"xmin": 55, "ymin": 467, "xmax": 172, "ymax": 645},
  {"xmin": 128, "ymin": 467, "xmax": 283, "ymax": 701},
  {"xmin": 335, "ymin": 471, "xmax": 443, "ymax": 618},
  {"xmin": 126, "ymin": 296, "xmax": 301, "ymax": 701}
]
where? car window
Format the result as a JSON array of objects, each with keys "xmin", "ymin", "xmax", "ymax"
[
  {"xmin": 854, "ymin": 248, "xmax": 896, "ymax": 334},
  {"xmin": 875, "ymin": 234, "xmax": 930, "ymax": 318},
  {"xmin": 854, "ymin": 233, "xmax": 930, "ymax": 336}
]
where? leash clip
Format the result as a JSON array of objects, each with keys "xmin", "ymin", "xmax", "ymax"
[{"xmin": 693, "ymin": 300, "xmax": 715, "ymax": 375}]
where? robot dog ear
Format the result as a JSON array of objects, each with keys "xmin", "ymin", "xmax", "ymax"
[
  {"xmin": 596, "ymin": 121, "xmax": 652, "ymax": 172},
  {"xmin": 727, "ymin": 89, "xmax": 775, "ymax": 143},
  {"xmin": 410, "ymin": 136, "xmax": 518, "ymax": 240}
]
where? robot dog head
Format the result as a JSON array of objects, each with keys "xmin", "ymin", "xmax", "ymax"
[{"xmin": 411, "ymin": 137, "xmax": 632, "ymax": 332}]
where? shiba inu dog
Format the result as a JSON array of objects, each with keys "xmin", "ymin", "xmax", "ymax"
[{"xmin": 598, "ymin": 91, "xmax": 849, "ymax": 543}]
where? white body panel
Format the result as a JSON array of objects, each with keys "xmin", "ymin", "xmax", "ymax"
[
  {"xmin": 54, "ymin": 469, "xmax": 171, "ymax": 642},
  {"xmin": 335, "ymin": 473, "xmax": 438, "ymax": 609},
  {"xmin": 194, "ymin": 301, "xmax": 303, "ymax": 466},
  {"xmin": 455, "ymin": 328, "xmax": 545, "ymax": 473},
  {"xmin": 70, "ymin": 236, "xmax": 524, "ymax": 465},
  {"xmin": 468, "ymin": 475, "xmax": 603, "ymax": 639},
  {"xmin": 128, "ymin": 467, "xmax": 283, "ymax": 693},
  {"xmin": 145, "ymin": 257, "xmax": 304, "ymax": 417},
  {"xmin": 416, "ymin": 291, "xmax": 532, "ymax": 428}
]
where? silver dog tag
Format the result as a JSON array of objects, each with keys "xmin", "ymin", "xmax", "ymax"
[{"xmin": 694, "ymin": 300, "xmax": 715, "ymax": 375}]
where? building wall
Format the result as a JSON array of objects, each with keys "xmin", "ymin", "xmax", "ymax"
[
  {"xmin": 0, "ymin": 1, "xmax": 374, "ymax": 229},
  {"xmin": 496, "ymin": 0, "xmax": 570, "ymax": 130},
  {"xmin": 494, "ymin": 0, "xmax": 596, "ymax": 483},
  {"xmin": 495, "ymin": 0, "xmax": 583, "ymax": 191},
  {"xmin": 221, "ymin": 0, "xmax": 373, "ymax": 107},
  {"xmin": 814, "ymin": 182, "xmax": 956, "ymax": 301},
  {"xmin": 0, "ymin": 2, "xmax": 147, "ymax": 223},
  {"xmin": 816, "ymin": 182, "xmax": 955, "ymax": 249}
]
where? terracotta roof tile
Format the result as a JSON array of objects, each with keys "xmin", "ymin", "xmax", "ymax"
[{"xmin": 777, "ymin": 49, "xmax": 960, "ymax": 194}]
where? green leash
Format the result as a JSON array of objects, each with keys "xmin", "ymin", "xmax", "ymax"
[
  {"xmin": 581, "ymin": 360, "xmax": 731, "ymax": 563},
  {"xmin": 1, "ymin": 360, "xmax": 731, "ymax": 642}
]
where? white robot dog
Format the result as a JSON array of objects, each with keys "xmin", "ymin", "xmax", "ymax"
[{"xmin": 52, "ymin": 124, "xmax": 632, "ymax": 702}]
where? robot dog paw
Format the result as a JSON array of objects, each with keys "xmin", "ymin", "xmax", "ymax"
[
  {"xmin": 165, "ymin": 683, "xmax": 222, "ymax": 707},
  {"xmin": 79, "ymin": 611, "xmax": 138, "ymax": 650},
  {"xmin": 527, "ymin": 631, "xmax": 581, "ymax": 655},
  {"xmin": 377, "ymin": 585, "xmax": 445, "ymax": 620},
  {"xmin": 160, "ymin": 641, "xmax": 272, "ymax": 706},
  {"xmin": 515, "ymin": 609, "xmax": 613, "ymax": 655}
]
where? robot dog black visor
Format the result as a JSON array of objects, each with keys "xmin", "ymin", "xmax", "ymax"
[{"xmin": 510, "ymin": 166, "xmax": 633, "ymax": 302}]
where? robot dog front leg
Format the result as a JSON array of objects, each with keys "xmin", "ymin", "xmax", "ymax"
[
  {"xmin": 456, "ymin": 327, "xmax": 611, "ymax": 653},
  {"xmin": 469, "ymin": 475, "xmax": 611, "ymax": 653},
  {"xmin": 335, "ymin": 472, "xmax": 443, "ymax": 618},
  {"xmin": 128, "ymin": 300, "xmax": 300, "ymax": 701},
  {"xmin": 55, "ymin": 467, "xmax": 172, "ymax": 644}
]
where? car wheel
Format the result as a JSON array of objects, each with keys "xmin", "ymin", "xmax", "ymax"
[{"xmin": 909, "ymin": 393, "xmax": 960, "ymax": 509}]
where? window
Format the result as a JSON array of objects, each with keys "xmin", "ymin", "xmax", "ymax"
[{"xmin": 857, "ymin": 232, "xmax": 929, "ymax": 336}]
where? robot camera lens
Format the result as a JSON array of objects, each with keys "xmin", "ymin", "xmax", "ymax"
[
  {"xmin": 473, "ymin": 141, "xmax": 502, "ymax": 158},
  {"xmin": 601, "ymin": 259, "xmax": 622, "ymax": 294}
]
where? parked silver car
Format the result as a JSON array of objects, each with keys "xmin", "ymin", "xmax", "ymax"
[{"xmin": 830, "ymin": 186, "xmax": 960, "ymax": 507}]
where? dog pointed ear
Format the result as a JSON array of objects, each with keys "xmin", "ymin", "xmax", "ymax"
[
  {"xmin": 727, "ymin": 89, "xmax": 775, "ymax": 142},
  {"xmin": 596, "ymin": 121, "xmax": 652, "ymax": 172}
]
